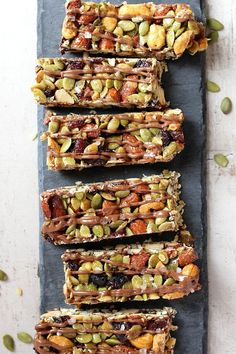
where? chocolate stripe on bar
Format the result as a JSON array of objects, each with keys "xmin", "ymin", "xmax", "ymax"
[
  {"xmin": 32, "ymin": 57, "xmax": 167, "ymax": 108},
  {"xmin": 34, "ymin": 308, "xmax": 177, "ymax": 354},
  {"xmin": 40, "ymin": 172, "xmax": 184, "ymax": 245},
  {"xmin": 60, "ymin": 1, "xmax": 208, "ymax": 59},
  {"xmin": 42, "ymin": 109, "xmax": 184, "ymax": 170}
]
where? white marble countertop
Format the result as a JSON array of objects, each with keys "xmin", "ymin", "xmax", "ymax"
[{"xmin": 0, "ymin": 0, "xmax": 235, "ymax": 353}]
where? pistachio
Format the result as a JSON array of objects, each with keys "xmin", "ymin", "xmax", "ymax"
[
  {"xmin": 63, "ymin": 78, "xmax": 75, "ymax": 90},
  {"xmin": 32, "ymin": 88, "xmax": 47, "ymax": 103},
  {"xmin": 48, "ymin": 121, "xmax": 59, "ymax": 133},
  {"xmin": 17, "ymin": 332, "xmax": 33, "ymax": 344},
  {"xmin": 220, "ymin": 97, "xmax": 232, "ymax": 114},
  {"xmin": 76, "ymin": 333, "xmax": 93, "ymax": 344},
  {"xmin": 105, "ymin": 336, "xmax": 121, "ymax": 345},
  {"xmin": 62, "ymin": 157, "xmax": 76, "ymax": 166},
  {"xmin": 140, "ymin": 128, "xmax": 152, "ymax": 142},
  {"xmin": 3, "ymin": 335, "xmax": 15, "ymax": 352},
  {"xmin": 118, "ymin": 20, "xmax": 135, "ymax": 32},
  {"xmin": 115, "ymin": 190, "xmax": 130, "ymax": 198},
  {"xmin": 92, "ymin": 225, "xmax": 104, "ymax": 238},
  {"xmin": 80, "ymin": 225, "xmax": 91, "ymax": 238},
  {"xmin": 132, "ymin": 275, "xmax": 143, "ymax": 288},
  {"xmin": 214, "ymin": 153, "xmax": 229, "ymax": 167},
  {"xmin": 0, "ymin": 269, "xmax": 8, "ymax": 281},
  {"xmin": 91, "ymin": 79, "xmax": 103, "ymax": 93},
  {"xmin": 207, "ymin": 18, "xmax": 224, "ymax": 31},
  {"xmin": 55, "ymin": 89, "xmax": 74, "ymax": 104},
  {"xmin": 79, "ymin": 271, "xmax": 89, "ymax": 284},
  {"xmin": 154, "ymin": 274, "xmax": 163, "ymax": 286},
  {"xmin": 139, "ymin": 21, "xmax": 150, "ymax": 36},
  {"xmin": 60, "ymin": 139, "xmax": 72, "ymax": 153},
  {"xmin": 91, "ymin": 193, "xmax": 102, "ymax": 209},
  {"xmin": 107, "ymin": 117, "xmax": 120, "ymax": 131},
  {"xmin": 71, "ymin": 197, "xmax": 80, "ymax": 211},
  {"xmin": 208, "ymin": 31, "xmax": 219, "ymax": 44},
  {"xmin": 158, "ymin": 251, "xmax": 169, "ymax": 264},
  {"xmin": 206, "ymin": 80, "xmax": 220, "ymax": 93}
]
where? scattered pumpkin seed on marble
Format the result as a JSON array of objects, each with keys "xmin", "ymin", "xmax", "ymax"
[
  {"xmin": 0, "ymin": 269, "xmax": 8, "ymax": 281},
  {"xmin": 17, "ymin": 332, "xmax": 33, "ymax": 344},
  {"xmin": 220, "ymin": 97, "xmax": 232, "ymax": 114},
  {"xmin": 208, "ymin": 31, "xmax": 219, "ymax": 44},
  {"xmin": 3, "ymin": 335, "xmax": 15, "ymax": 352},
  {"xmin": 207, "ymin": 18, "xmax": 224, "ymax": 31},
  {"xmin": 214, "ymin": 153, "xmax": 229, "ymax": 167},
  {"xmin": 206, "ymin": 80, "xmax": 220, "ymax": 93}
]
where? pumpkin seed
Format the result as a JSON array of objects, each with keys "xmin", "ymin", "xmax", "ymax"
[
  {"xmin": 143, "ymin": 274, "xmax": 153, "ymax": 287},
  {"xmin": 3, "ymin": 335, "xmax": 15, "ymax": 352},
  {"xmin": 121, "ymin": 119, "xmax": 129, "ymax": 127},
  {"xmin": 55, "ymin": 79, "xmax": 64, "ymax": 89},
  {"xmin": 118, "ymin": 20, "xmax": 135, "ymax": 32},
  {"xmin": 132, "ymin": 275, "xmax": 143, "ymax": 288},
  {"xmin": 106, "ymin": 336, "xmax": 121, "ymax": 345},
  {"xmin": 106, "ymin": 79, "xmax": 114, "ymax": 89},
  {"xmin": 91, "ymin": 79, "xmax": 103, "ymax": 93},
  {"xmin": 139, "ymin": 35, "xmax": 148, "ymax": 46},
  {"xmin": 75, "ymin": 192, "xmax": 84, "ymax": 201},
  {"xmin": 206, "ymin": 80, "xmax": 220, "ymax": 92},
  {"xmin": 163, "ymin": 11, "xmax": 175, "ymax": 28},
  {"xmin": 71, "ymin": 197, "xmax": 80, "ymax": 210},
  {"xmin": 32, "ymin": 88, "xmax": 47, "ymax": 103},
  {"xmin": 84, "ymin": 143, "xmax": 98, "ymax": 153},
  {"xmin": 66, "ymin": 225, "xmax": 76, "ymax": 234},
  {"xmin": 113, "ymin": 26, "xmax": 123, "ymax": 36},
  {"xmin": 167, "ymin": 29, "xmax": 175, "ymax": 48},
  {"xmin": 107, "ymin": 117, "xmax": 120, "ymax": 131},
  {"xmin": 92, "ymin": 333, "xmax": 101, "ymax": 344},
  {"xmin": 92, "ymin": 225, "xmax": 104, "ymax": 238},
  {"xmin": 187, "ymin": 21, "xmax": 200, "ymax": 35},
  {"xmin": 101, "ymin": 192, "xmax": 116, "ymax": 201},
  {"xmin": 158, "ymin": 251, "xmax": 169, "ymax": 264},
  {"xmin": 110, "ymin": 220, "xmax": 124, "ymax": 229},
  {"xmin": 139, "ymin": 21, "xmax": 150, "ymax": 36},
  {"xmin": 207, "ymin": 18, "xmax": 224, "ymax": 31},
  {"xmin": 92, "ymin": 261, "xmax": 103, "ymax": 271},
  {"xmin": 126, "ymin": 227, "xmax": 133, "ymax": 236},
  {"xmin": 68, "ymin": 206, "xmax": 74, "ymax": 215},
  {"xmin": 76, "ymin": 333, "xmax": 93, "ymax": 344},
  {"xmin": 60, "ymin": 139, "xmax": 72, "ymax": 153},
  {"xmin": 54, "ymin": 59, "xmax": 65, "ymax": 70},
  {"xmin": 62, "ymin": 157, "xmax": 76, "ymax": 166},
  {"xmin": 134, "ymin": 295, "xmax": 143, "ymax": 300},
  {"xmin": 114, "ymin": 80, "xmax": 123, "ymax": 91},
  {"xmin": 48, "ymin": 121, "xmax": 59, "ymax": 133},
  {"xmin": 127, "ymin": 24, "xmax": 138, "ymax": 37},
  {"xmin": 138, "ymin": 82, "xmax": 151, "ymax": 93},
  {"xmin": 17, "ymin": 332, "xmax": 33, "ymax": 344},
  {"xmin": 111, "ymin": 254, "xmax": 123, "ymax": 263},
  {"xmin": 75, "ymin": 80, "xmax": 85, "ymax": 93},
  {"xmin": 148, "ymin": 254, "xmax": 159, "ymax": 268},
  {"xmin": 214, "ymin": 153, "xmax": 229, "ymax": 167},
  {"xmin": 91, "ymin": 193, "xmax": 102, "ymax": 209},
  {"xmin": 63, "ymin": 78, "xmax": 75, "ymax": 90},
  {"xmin": 80, "ymin": 225, "xmax": 91, "ymax": 238},
  {"xmin": 164, "ymin": 278, "xmax": 175, "ymax": 286},
  {"xmin": 108, "ymin": 143, "xmax": 119, "ymax": 150},
  {"xmin": 168, "ymin": 259, "xmax": 179, "ymax": 270},
  {"xmin": 172, "ymin": 21, "xmax": 181, "ymax": 32},
  {"xmin": 154, "ymin": 274, "xmax": 163, "ymax": 286},
  {"xmin": 158, "ymin": 221, "xmax": 174, "ymax": 232},
  {"xmin": 208, "ymin": 31, "xmax": 219, "ymax": 44},
  {"xmin": 175, "ymin": 27, "xmax": 185, "ymax": 38},
  {"xmin": 43, "ymin": 63, "xmax": 58, "ymax": 71},
  {"xmin": 140, "ymin": 128, "xmax": 152, "ymax": 142},
  {"xmin": 87, "ymin": 283, "xmax": 97, "ymax": 291},
  {"xmin": 115, "ymin": 190, "xmax": 130, "ymax": 198},
  {"xmin": 220, "ymin": 97, "xmax": 232, "ymax": 114},
  {"xmin": 0, "ymin": 269, "xmax": 8, "ymax": 281}
]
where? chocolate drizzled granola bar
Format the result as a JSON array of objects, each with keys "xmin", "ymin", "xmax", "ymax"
[
  {"xmin": 34, "ymin": 308, "xmax": 177, "ymax": 353},
  {"xmin": 41, "ymin": 171, "xmax": 184, "ymax": 245},
  {"xmin": 42, "ymin": 109, "xmax": 184, "ymax": 170},
  {"xmin": 31, "ymin": 57, "xmax": 167, "ymax": 108},
  {"xmin": 63, "ymin": 231, "xmax": 200, "ymax": 305},
  {"xmin": 61, "ymin": 1, "xmax": 208, "ymax": 59}
]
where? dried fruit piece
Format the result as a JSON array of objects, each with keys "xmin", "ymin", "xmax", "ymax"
[
  {"xmin": 3, "ymin": 335, "xmax": 15, "ymax": 352},
  {"xmin": 130, "ymin": 219, "xmax": 147, "ymax": 234},
  {"xmin": 206, "ymin": 80, "xmax": 220, "ymax": 93},
  {"xmin": 49, "ymin": 335, "xmax": 74, "ymax": 347},
  {"xmin": 0, "ymin": 269, "xmax": 8, "ymax": 281},
  {"xmin": 207, "ymin": 18, "xmax": 224, "ymax": 31},
  {"xmin": 17, "ymin": 332, "xmax": 33, "ymax": 344},
  {"xmin": 130, "ymin": 333, "xmax": 153, "ymax": 350},
  {"xmin": 16, "ymin": 287, "xmax": 23, "ymax": 296},
  {"xmin": 131, "ymin": 251, "xmax": 149, "ymax": 270},
  {"xmin": 220, "ymin": 97, "xmax": 232, "ymax": 114},
  {"xmin": 214, "ymin": 153, "xmax": 229, "ymax": 167}
]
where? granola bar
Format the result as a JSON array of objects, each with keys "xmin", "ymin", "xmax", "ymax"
[
  {"xmin": 61, "ymin": 1, "xmax": 208, "ymax": 59},
  {"xmin": 41, "ymin": 171, "xmax": 184, "ymax": 245},
  {"xmin": 62, "ymin": 231, "xmax": 200, "ymax": 305},
  {"xmin": 31, "ymin": 57, "xmax": 167, "ymax": 108},
  {"xmin": 34, "ymin": 308, "xmax": 177, "ymax": 353},
  {"xmin": 42, "ymin": 109, "xmax": 184, "ymax": 170}
]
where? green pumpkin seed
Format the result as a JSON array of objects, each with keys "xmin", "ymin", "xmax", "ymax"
[
  {"xmin": 139, "ymin": 35, "xmax": 148, "ymax": 46},
  {"xmin": 75, "ymin": 80, "xmax": 85, "ymax": 92},
  {"xmin": 172, "ymin": 21, "xmax": 181, "ymax": 32},
  {"xmin": 154, "ymin": 274, "xmax": 163, "ymax": 286},
  {"xmin": 164, "ymin": 278, "xmax": 175, "ymax": 286},
  {"xmin": 87, "ymin": 283, "xmax": 97, "ymax": 291},
  {"xmin": 106, "ymin": 79, "xmax": 114, "ymax": 89},
  {"xmin": 140, "ymin": 128, "xmax": 152, "ymax": 142},
  {"xmin": 139, "ymin": 21, "xmax": 150, "ymax": 36},
  {"xmin": 44, "ymin": 79, "xmax": 55, "ymax": 90},
  {"xmin": 0, "ymin": 269, "xmax": 8, "ymax": 281},
  {"xmin": 121, "ymin": 119, "xmax": 129, "ymax": 127},
  {"xmin": 188, "ymin": 21, "xmax": 200, "ymax": 35},
  {"xmin": 110, "ymin": 220, "xmax": 124, "ymax": 229},
  {"xmin": 91, "ymin": 193, "xmax": 102, "ymax": 209},
  {"xmin": 63, "ymin": 78, "xmax": 75, "ymax": 90},
  {"xmin": 75, "ymin": 192, "xmax": 84, "ymax": 201},
  {"xmin": 68, "ymin": 206, "xmax": 75, "ymax": 215},
  {"xmin": 92, "ymin": 333, "xmax": 101, "ymax": 344},
  {"xmin": 84, "ymin": 143, "xmax": 98, "ymax": 153},
  {"xmin": 106, "ymin": 337, "xmax": 121, "ymax": 345},
  {"xmin": 132, "ymin": 275, "xmax": 143, "ymax": 288},
  {"xmin": 148, "ymin": 254, "xmax": 159, "ymax": 268},
  {"xmin": 207, "ymin": 18, "xmax": 224, "ymax": 31},
  {"xmin": 220, "ymin": 97, "xmax": 232, "ymax": 114},
  {"xmin": 80, "ymin": 225, "xmax": 91, "ymax": 238},
  {"xmin": 71, "ymin": 197, "xmax": 80, "ymax": 211},
  {"xmin": 115, "ymin": 190, "xmax": 130, "ymax": 198},
  {"xmin": 214, "ymin": 153, "xmax": 229, "ymax": 167},
  {"xmin": 54, "ymin": 59, "xmax": 65, "ymax": 70},
  {"xmin": 175, "ymin": 27, "xmax": 186, "ymax": 38},
  {"xmin": 114, "ymin": 80, "xmax": 123, "ymax": 91},
  {"xmin": 143, "ymin": 274, "xmax": 153, "ymax": 287},
  {"xmin": 55, "ymin": 78, "xmax": 64, "ymax": 89},
  {"xmin": 168, "ymin": 259, "xmax": 179, "ymax": 270},
  {"xmin": 206, "ymin": 80, "xmax": 220, "ymax": 93},
  {"xmin": 163, "ymin": 11, "xmax": 175, "ymax": 29},
  {"xmin": 62, "ymin": 157, "xmax": 76, "ymax": 166},
  {"xmin": 134, "ymin": 295, "xmax": 143, "ymax": 300},
  {"xmin": 118, "ymin": 20, "xmax": 135, "ymax": 32},
  {"xmin": 127, "ymin": 24, "xmax": 138, "ymax": 37},
  {"xmin": 125, "ymin": 227, "xmax": 133, "ymax": 236},
  {"xmin": 158, "ymin": 251, "xmax": 169, "ymax": 264},
  {"xmin": 111, "ymin": 254, "xmax": 123, "ymax": 263},
  {"xmin": 48, "ymin": 121, "xmax": 59, "ymax": 133},
  {"xmin": 101, "ymin": 192, "xmax": 116, "ymax": 201},
  {"xmin": 208, "ymin": 31, "xmax": 219, "ymax": 44},
  {"xmin": 76, "ymin": 333, "xmax": 93, "ymax": 344},
  {"xmin": 91, "ymin": 79, "xmax": 103, "ymax": 93},
  {"xmin": 92, "ymin": 225, "xmax": 104, "ymax": 238},
  {"xmin": 113, "ymin": 26, "xmax": 123, "ymax": 36},
  {"xmin": 43, "ymin": 63, "xmax": 58, "ymax": 71},
  {"xmin": 70, "ymin": 275, "xmax": 80, "ymax": 285},
  {"xmin": 107, "ymin": 117, "xmax": 120, "ymax": 131},
  {"xmin": 60, "ymin": 138, "xmax": 72, "ymax": 153},
  {"xmin": 92, "ymin": 261, "xmax": 103, "ymax": 271},
  {"xmin": 108, "ymin": 143, "xmax": 119, "ymax": 150},
  {"xmin": 66, "ymin": 225, "xmax": 76, "ymax": 234},
  {"xmin": 138, "ymin": 82, "xmax": 150, "ymax": 93},
  {"xmin": 3, "ymin": 335, "xmax": 15, "ymax": 352},
  {"xmin": 167, "ymin": 29, "xmax": 175, "ymax": 48},
  {"xmin": 17, "ymin": 332, "xmax": 33, "ymax": 344},
  {"xmin": 32, "ymin": 88, "xmax": 47, "ymax": 103}
]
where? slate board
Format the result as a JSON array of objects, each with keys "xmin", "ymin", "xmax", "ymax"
[{"xmin": 37, "ymin": 1, "xmax": 208, "ymax": 353}]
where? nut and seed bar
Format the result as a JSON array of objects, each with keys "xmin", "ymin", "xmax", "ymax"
[
  {"xmin": 41, "ymin": 171, "xmax": 184, "ymax": 245},
  {"xmin": 34, "ymin": 308, "xmax": 177, "ymax": 353},
  {"xmin": 32, "ymin": 57, "xmax": 167, "ymax": 108},
  {"xmin": 61, "ymin": 1, "xmax": 208, "ymax": 59},
  {"xmin": 62, "ymin": 231, "xmax": 200, "ymax": 305},
  {"xmin": 42, "ymin": 109, "xmax": 184, "ymax": 170}
]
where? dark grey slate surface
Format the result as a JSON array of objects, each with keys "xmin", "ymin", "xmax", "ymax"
[{"xmin": 37, "ymin": 1, "xmax": 207, "ymax": 353}]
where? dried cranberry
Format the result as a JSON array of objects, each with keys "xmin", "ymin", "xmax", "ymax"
[
  {"xmin": 134, "ymin": 59, "xmax": 151, "ymax": 68},
  {"xmin": 67, "ymin": 61, "xmax": 84, "ymax": 70},
  {"xmin": 161, "ymin": 130, "xmax": 172, "ymax": 147},
  {"xmin": 108, "ymin": 273, "xmax": 129, "ymax": 289},
  {"xmin": 52, "ymin": 315, "xmax": 70, "ymax": 323},
  {"xmin": 112, "ymin": 322, "xmax": 131, "ymax": 343},
  {"xmin": 86, "ymin": 158, "xmax": 107, "ymax": 167},
  {"xmin": 169, "ymin": 129, "xmax": 184, "ymax": 143},
  {"xmin": 44, "ymin": 90, "xmax": 54, "ymax": 97},
  {"xmin": 147, "ymin": 319, "xmax": 167, "ymax": 331},
  {"xmin": 67, "ymin": 261, "xmax": 79, "ymax": 271},
  {"xmin": 68, "ymin": 120, "xmax": 85, "ymax": 129},
  {"xmin": 73, "ymin": 139, "xmax": 87, "ymax": 153},
  {"xmin": 90, "ymin": 273, "xmax": 108, "ymax": 287},
  {"xmin": 50, "ymin": 195, "xmax": 66, "ymax": 218}
]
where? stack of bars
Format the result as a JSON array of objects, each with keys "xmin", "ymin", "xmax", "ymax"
[{"xmin": 32, "ymin": 1, "xmax": 208, "ymax": 353}]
